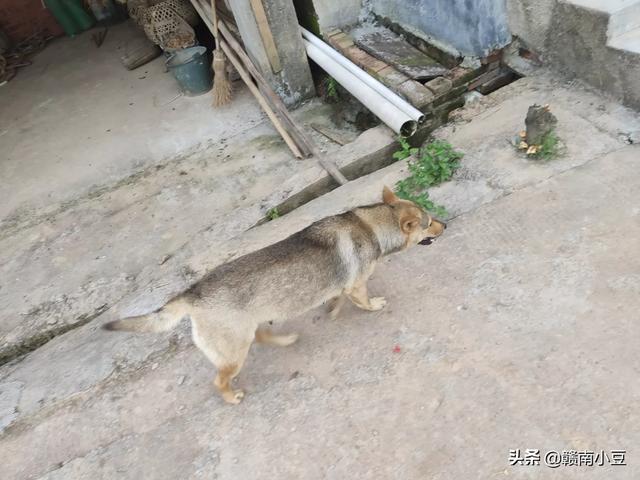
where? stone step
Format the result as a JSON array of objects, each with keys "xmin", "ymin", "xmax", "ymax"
[
  {"xmin": 540, "ymin": 0, "xmax": 640, "ymax": 109},
  {"xmin": 608, "ymin": 26, "xmax": 640, "ymax": 53},
  {"xmin": 609, "ymin": 1, "xmax": 640, "ymax": 38},
  {"xmin": 568, "ymin": 0, "xmax": 638, "ymax": 14},
  {"xmin": 567, "ymin": 0, "xmax": 640, "ymax": 51}
]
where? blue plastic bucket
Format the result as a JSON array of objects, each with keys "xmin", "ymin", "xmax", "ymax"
[{"xmin": 166, "ymin": 46, "xmax": 212, "ymax": 97}]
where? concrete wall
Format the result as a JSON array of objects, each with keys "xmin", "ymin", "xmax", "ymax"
[
  {"xmin": 505, "ymin": 0, "xmax": 556, "ymax": 53},
  {"xmin": 312, "ymin": 0, "xmax": 362, "ymax": 31},
  {"xmin": 300, "ymin": 0, "xmax": 512, "ymax": 56},
  {"xmin": 369, "ymin": 0, "xmax": 512, "ymax": 57},
  {"xmin": 229, "ymin": 0, "xmax": 315, "ymax": 106},
  {"xmin": 506, "ymin": 0, "xmax": 640, "ymax": 109}
]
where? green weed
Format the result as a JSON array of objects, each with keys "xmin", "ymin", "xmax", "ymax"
[
  {"xmin": 394, "ymin": 139, "xmax": 463, "ymax": 217},
  {"xmin": 266, "ymin": 207, "xmax": 280, "ymax": 221},
  {"xmin": 324, "ymin": 77, "xmax": 339, "ymax": 102},
  {"xmin": 392, "ymin": 137, "xmax": 419, "ymax": 161},
  {"xmin": 531, "ymin": 131, "xmax": 560, "ymax": 161}
]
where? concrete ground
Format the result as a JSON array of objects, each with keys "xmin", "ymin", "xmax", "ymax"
[
  {"xmin": 1, "ymin": 46, "xmax": 640, "ymax": 480},
  {"xmin": 0, "ymin": 20, "xmax": 374, "ymax": 363},
  {"xmin": 0, "ymin": 20, "xmax": 268, "ymax": 219}
]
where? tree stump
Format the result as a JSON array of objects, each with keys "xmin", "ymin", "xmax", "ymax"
[{"xmin": 525, "ymin": 104, "xmax": 557, "ymax": 145}]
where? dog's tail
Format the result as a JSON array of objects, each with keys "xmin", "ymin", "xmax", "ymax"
[{"xmin": 102, "ymin": 297, "xmax": 191, "ymax": 333}]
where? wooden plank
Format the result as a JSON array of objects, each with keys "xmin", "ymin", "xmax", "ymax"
[
  {"xmin": 353, "ymin": 28, "xmax": 448, "ymax": 81},
  {"xmin": 218, "ymin": 38, "xmax": 302, "ymax": 158},
  {"xmin": 466, "ymin": 67, "xmax": 502, "ymax": 91},
  {"xmin": 248, "ymin": 0, "xmax": 282, "ymax": 73},
  {"xmin": 217, "ymin": 18, "xmax": 313, "ymax": 157}
]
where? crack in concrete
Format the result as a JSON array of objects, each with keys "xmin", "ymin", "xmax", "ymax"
[{"xmin": 0, "ymin": 303, "xmax": 111, "ymax": 367}]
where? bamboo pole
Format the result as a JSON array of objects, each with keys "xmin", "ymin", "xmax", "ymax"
[
  {"xmin": 218, "ymin": 38, "xmax": 304, "ymax": 158},
  {"xmin": 248, "ymin": 0, "xmax": 281, "ymax": 73},
  {"xmin": 217, "ymin": 19, "xmax": 314, "ymax": 158},
  {"xmin": 192, "ymin": 0, "xmax": 313, "ymax": 157}
]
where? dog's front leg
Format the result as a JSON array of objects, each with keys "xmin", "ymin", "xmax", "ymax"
[{"xmin": 346, "ymin": 283, "xmax": 387, "ymax": 312}]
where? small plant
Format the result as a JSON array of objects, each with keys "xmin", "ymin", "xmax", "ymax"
[
  {"xmin": 392, "ymin": 137, "xmax": 419, "ymax": 161},
  {"xmin": 266, "ymin": 207, "xmax": 280, "ymax": 221},
  {"xmin": 324, "ymin": 76, "xmax": 339, "ymax": 102},
  {"xmin": 394, "ymin": 139, "xmax": 463, "ymax": 217},
  {"xmin": 530, "ymin": 131, "xmax": 560, "ymax": 161}
]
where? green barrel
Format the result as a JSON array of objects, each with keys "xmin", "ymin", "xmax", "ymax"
[
  {"xmin": 166, "ymin": 47, "xmax": 213, "ymax": 96},
  {"xmin": 45, "ymin": 0, "xmax": 95, "ymax": 37}
]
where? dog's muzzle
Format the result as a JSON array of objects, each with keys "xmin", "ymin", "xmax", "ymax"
[{"xmin": 419, "ymin": 220, "xmax": 446, "ymax": 246}]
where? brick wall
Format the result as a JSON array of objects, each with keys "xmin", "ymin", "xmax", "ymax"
[{"xmin": 0, "ymin": 0, "xmax": 65, "ymax": 45}]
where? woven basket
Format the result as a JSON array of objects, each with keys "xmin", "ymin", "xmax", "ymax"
[
  {"xmin": 164, "ymin": 0, "xmax": 199, "ymax": 26},
  {"xmin": 141, "ymin": 0, "xmax": 198, "ymax": 48}
]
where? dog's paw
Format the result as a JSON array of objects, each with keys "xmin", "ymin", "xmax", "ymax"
[
  {"xmin": 279, "ymin": 333, "xmax": 299, "ymax": 346},
  {"xmin": 369, "ymin": 297, "xmax": 387, "ymax": 311},
  {"xmin": 258, "ymin": 332, "xmax": 299, "ymax": 346},
  {"xmin": 268, "ymin": 333, "xmax": 300, "ymax": 347},
  {"xmin": 223, "ymin": 389, "xmax": 245, "ymax": 405}
]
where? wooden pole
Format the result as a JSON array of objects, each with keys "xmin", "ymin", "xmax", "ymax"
[
  {"xmin": 248, "ymin": 0, "xmax": 281, "ymax": 73},
  {"xmin": 217, "ymin": 19, "xmax": 312, "ymax": 154},
  {"xmin": 218, "ymin": 38, "xmax": 304, "ymax": 158}
]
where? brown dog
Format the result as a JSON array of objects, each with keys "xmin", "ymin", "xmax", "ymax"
[{"xmin": 103, "ymin": 186, "xmax": 446, "ymax": 404}]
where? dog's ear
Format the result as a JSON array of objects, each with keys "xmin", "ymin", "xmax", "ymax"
[
  {"xmin": 400, "ymin": 214, "xmax": 420, "ymax": 234},
  {"xmin": 382, "ymin": 186, "xmax": 398, "ymax": 205}
]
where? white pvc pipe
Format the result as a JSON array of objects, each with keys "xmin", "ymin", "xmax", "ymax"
[
  {"xmin": 301, "ymin": 27, "xmax": 425, "ymax": 124},
  {"xmin": 303, "ymin": 40, "xmax": 417, "ymax": 137}
]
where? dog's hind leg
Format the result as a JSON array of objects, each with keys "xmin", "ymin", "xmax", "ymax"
[
  {"xmin": 191, "ymin": 314, "xmax": 254, "ymax": 404},
  {"xmin": 255, "ymin": 328, "xmax": 299, "ymax": 346},
  {"xmin": 213, "ymin": 359, "xmax": 249, "ymax": 405},
  {"xmin": 326, "ymin": 294, "xmax": 346, "ymax": 319}
]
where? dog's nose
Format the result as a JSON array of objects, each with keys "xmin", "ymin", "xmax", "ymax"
[{"xmin": 442, "ymin": 222, "xmax": 447, "ymax": 230}]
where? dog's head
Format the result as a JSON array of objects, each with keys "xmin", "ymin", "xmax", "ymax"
[{"xmin": 382, "ymin": 186, "xmax": 446, "ymax": 247}]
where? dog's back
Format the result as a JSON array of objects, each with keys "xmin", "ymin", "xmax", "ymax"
[{"xmin": 186, "ymin": 210, "xmax": 382, "ymax": 320}]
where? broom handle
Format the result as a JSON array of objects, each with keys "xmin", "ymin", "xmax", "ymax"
[{"xmin": 211, "ymin": 0, "xmax": 219, "ymax": 40}]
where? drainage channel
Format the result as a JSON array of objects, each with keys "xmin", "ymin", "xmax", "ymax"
[{"xmin": 257, "ymin": 23, "xmax": 524, "ymax": 225}]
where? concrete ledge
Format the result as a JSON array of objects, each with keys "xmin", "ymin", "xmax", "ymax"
[{"xmin": 0, "ymin": 121, "xmax": 397, "ymax": 366}]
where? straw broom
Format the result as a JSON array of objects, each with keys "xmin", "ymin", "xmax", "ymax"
[{"xmin": 211, "ymin": 0, "xmax": 232, "ymax": 106}]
